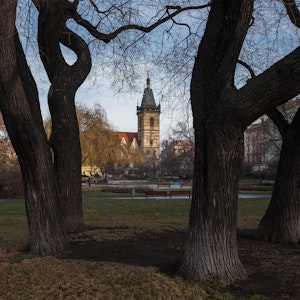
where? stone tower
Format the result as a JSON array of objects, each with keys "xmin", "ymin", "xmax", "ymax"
[{"xmin": 137, "ymin": 77, "xmax": 160, "ymax": 159}]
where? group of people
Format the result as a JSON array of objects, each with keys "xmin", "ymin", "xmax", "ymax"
[{"xmin": 179, "ymin": 173, "xmax": 188, "ymax": 181}]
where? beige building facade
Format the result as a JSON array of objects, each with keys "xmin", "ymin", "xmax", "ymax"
[{"xmin": 137, "ymin": 77, "xmax": 160, "ymax": 160}]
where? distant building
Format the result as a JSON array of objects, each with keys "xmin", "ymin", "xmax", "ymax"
[
  {"xmin": 174, "ymin": 140, "xmax": 193, "ymax": 156},
  {"xmin": 136, "ymin": 76, "xmax": 161, "ymax": 160},
  {"xmin": 111, "ymin": 77, "xmax": 161, "ymax": 176},
  {"xmin": 114, "ymin": 132, "xmax": 139, "ymax": 153},
  {"xmin": 243, "ymin": 119, "xmax": 271, "ymax": 172},
  {"xmin": 243, "ymin": 98, "xmax": 300, "ymax": 173},
  {"xmin": 161, "ymin": 140, "xmax": 194, "ymax": 177}
]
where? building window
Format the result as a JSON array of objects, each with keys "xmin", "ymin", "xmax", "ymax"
[
  {"xmin": 150, "ymin": 139, "xmax": 153, "ymax": 146},
  {"xmin": 150, "ymin": 117, "xmax": 154, "ymax": 127}
]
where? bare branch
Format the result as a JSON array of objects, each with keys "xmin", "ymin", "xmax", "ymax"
[
  {"xmin": 69, "ymin": 3, "xmax": 211, "ymax": 43},
  {"xmin": 237, "ymin": 60, "xmax": 290, "ymax": 136},
  {"xmin": 267, "ymin": 108, "xmax": 289, "ymax": 136},
  {"xmin": 59, "ymin": 23, "xmax": 92, "ymax": 87},
  {"xmin": 238, "ymin": 59, "xmax": 256, "ymax": 79},
  {"xmin": 283, "ymin": 0, "xmax": 300, "ymax": 28},
  {"xmin": 166, "ymin": 9, "xmax": 192, "ymax": 35},
  {"xmin": 88, "ymin": 0, "xmax": 101, "ymax": 14}
]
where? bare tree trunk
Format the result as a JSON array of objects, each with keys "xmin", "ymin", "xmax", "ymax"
[
  {"xmin": 179, "ymin": 0, "xmax": 253, "ymax": 281},
  {"xmin": 48, "ymin": 87, "xmax": 84, "ymax": 232},
  {"xmin": 180, "ymin": 122, "xmax": 247, "ymax": 280},
  {"xmin": 257, "ymin": 110, "xmax": 300, "ymax": 244},
  {"xmin": 0, "ymin": 1, "xmax": 68, "ymax": 255},
  {"xmin": 36, "ymin": 1, "xmax": 92, "ymax": 232}
]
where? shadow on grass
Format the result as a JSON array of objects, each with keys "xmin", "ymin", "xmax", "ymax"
[
  {"xmin": 61, "ymin": 228, "xmax": 186, "ymax": 274},
  {"xmin": 58, "ymin": 228, "xmax": 300, "ymax": 299}
]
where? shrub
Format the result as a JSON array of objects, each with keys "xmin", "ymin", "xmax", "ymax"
[{"xmin": 0, "ymin": 161, "xmax": 24, "ymax": 199}]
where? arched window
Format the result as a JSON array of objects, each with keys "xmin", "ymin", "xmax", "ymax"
[{"xmin": 150, "ymin": 117, "xmax": 154, "ymax": 127}]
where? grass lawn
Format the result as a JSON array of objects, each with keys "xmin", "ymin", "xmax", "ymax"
[
  {"xmin": 239, "ymin": 178, "xmax": 261, "ymax": 186},
  {"xmin": 0, "ymin": 195, "xmax": 298, "ymax": 300}
]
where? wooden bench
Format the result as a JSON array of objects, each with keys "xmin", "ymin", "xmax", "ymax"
[
  {"xmin": 145, "ymin": 190, "xmax": 168, "ymax": 198},
  {"xmin": 169, "ymin": 190, "xmax": 192, "ymax": 198},
  {"xmin": 260, "ymin": 180, "xmax": 275, "ymax": 185},
  {"xmin": 180, "ymin": 182, "xmax": 192, "ymax": 187},
  {"xmin": 157, "ymin": 182, "xmax": 171, "ymax": 188}
]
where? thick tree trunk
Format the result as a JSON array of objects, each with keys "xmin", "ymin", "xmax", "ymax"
[
  {"xmin": 180, "ymin": 122, "xmax": 247, "ymax": 281},
  {"xmin": 179, "ymin": 0, "xmax": 253, "ymax": 281},
  {"xmin": 35, "ymin": 1, "xmax": 92, "ymax": 232},
  {"xmin": 257, "ymin": 115, "xmax": 300, "ymax": 244},
  {"xmin": 0, "ymin": 1, "xmax": 68, "ymax": 255},
  {"xmin": 48, "ymin": 86, "xmax": 84, "ymax": 233}
]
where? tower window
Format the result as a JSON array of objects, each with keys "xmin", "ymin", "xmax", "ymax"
[
  {"xmin": 150, "ymin": 117, "xmax": 154, "ymax": 127},
  {"xmin": 150, "ymin": 139, "xmax": 153, "ymax": 145}
]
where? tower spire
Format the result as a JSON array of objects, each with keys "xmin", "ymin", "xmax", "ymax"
[{"xmin": 136, "ymin": 75, "xmax": 161, "ymax": 163}]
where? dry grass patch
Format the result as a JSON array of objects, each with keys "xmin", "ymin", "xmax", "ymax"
[
  {"xmin": 0, "ymin": 197, "xmax": 299, "ymax": 299},
  {"xmin": 0, "ymin": 256, "xmax": 205, "ymax": 300}
]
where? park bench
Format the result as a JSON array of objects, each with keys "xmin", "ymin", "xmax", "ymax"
[
  {"xmin": 260, "ymin": 180, "xmax": 275, "ymax": 185},
  {"xmin": 180, "ymin": 181, "xmax": 192, "ymax": 187},
  {"xmin": 145, "ymin": 190, "xmax": 168, "ymax": 198},
  {"xmin": 169, "ymin": 190, "xmax": 192, "ymax": 198},
  {"xmin": 157, "ymin": 182, "xmax": 171, "ymax": 188}
]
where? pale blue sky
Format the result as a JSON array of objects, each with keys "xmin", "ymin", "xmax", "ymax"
[
  {"xmin": 20, "ymin": 0, "xmax": 300, "ymax": 143},
  {"xmin": 33, "ymin": 66, "xmax": 182, "ymax": 141}
]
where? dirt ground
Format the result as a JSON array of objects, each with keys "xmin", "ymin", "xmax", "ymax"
[{"xmin": 62, "ymin": 227, "xmax": 300, "ymax": 299}]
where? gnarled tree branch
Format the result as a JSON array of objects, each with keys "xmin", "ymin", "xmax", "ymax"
[
  {"xmin": 68, "ymin": 3, "xmax": 211, "ymax": 43},
  {"xmin": 283, "ymin": 0, "xmax": 300, "ymax": 28},
  {"xmin": 238, "ymin": 59, "xmax": 256, "ymax": 79},
  {"xmin": 267, "ymin": 108, "xmax": 289, "ymax": 136}
]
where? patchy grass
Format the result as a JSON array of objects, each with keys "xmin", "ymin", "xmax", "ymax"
[
  {"xmin": 239, "ymin": 190, "xmax": 271, "ymax": 194},
  {"xmin": 237, "ymin": 198, "xmax": 270, "ymax": 230},
  {"xmin": 0, "ymin": 197, "xmax": 299, "ymax": 300},
  {"xmin": 239, "ymin": 178, "xmax": 261, "ymax": 186},
  {"xmin": 83, "ymin": 198, "xmax": 190, "ymax": 229}
]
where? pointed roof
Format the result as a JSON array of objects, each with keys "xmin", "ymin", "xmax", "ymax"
[
  {"xmin": 114, "ymin": 132, "xmax": 138, "ymax": 146},
  {"xmin": 140, "ymin": 77, "xmax": 157, "ymax": 108}
]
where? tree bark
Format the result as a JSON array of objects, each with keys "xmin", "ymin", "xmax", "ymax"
[
  {"xmin": 181, "ymin": 123, "xmax": 247, "ymax": 281},
  {"xmin": 0, "ymin": 1, "xmax": 68, "ymax": 255},
  {"xmin": 180, "ymin": 0, "xmax": 253, "ymax": 281},
  {"xmin": 180, "ymin": 0, "xmax": 300, "ymax": 281},
  {"xmin": 36, "ymin": 1, "xmax": 92, "ymax": 232},
  {"xmin": 48, "ymin": 86, "xmax": 84, "ymax": 233},
  {"xmin": 257, "ymin": 109, "xmax": 300, "ymax": 244}
]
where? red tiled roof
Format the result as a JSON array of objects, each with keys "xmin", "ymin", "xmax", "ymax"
[
  {"xmin": 114, "ymin": 132, "xmax": 138, "ymax": 145},
  {"xmin": 177, "ymin": 140, "xmax": 192, "ymax": 146}
]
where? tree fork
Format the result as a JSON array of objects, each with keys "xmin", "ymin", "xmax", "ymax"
[
  {"xmin": 35, "ymin": 0, "xmax": 92, "ymax": 233},
  {"xmin": 180, "ymin": 0, "xmax": 254, "ymax": 281}
]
